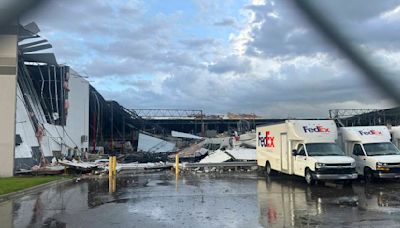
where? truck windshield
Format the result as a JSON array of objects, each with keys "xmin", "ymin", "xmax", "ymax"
[
  {"xmin": 363, "ymin": 142, "xmax": 400, "ymax": 156},
  {"xmin": 305, "ymin": 143, "xmax": 345, "ymax": 156}
]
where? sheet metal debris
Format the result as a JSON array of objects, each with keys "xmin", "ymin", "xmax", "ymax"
[
  {"xmin": 225, "ymin": 148, "xmax": 256, "ymax": 161},
  {"xmin": 199, "ymin": 150, "xmax": 232, "ymax": 163},
  {"xmin": 171, "ymin": 130, "xmax": 203, "ymax": 140}
]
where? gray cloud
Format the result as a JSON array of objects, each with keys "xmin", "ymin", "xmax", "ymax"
[
  {"xmin": 101, "ymin": 58, "xmax": 393, "ymax": 118},
  {"xmin": 180, "ymin": 38, "xmax": 216, "ymax": 49},
  {"xmin": 208, "ymin": 55, "xmax": 251, "ymax": 74},
  {"xmin": 23, "ymin": 0, "xmax": 400, "ymax": 118},
  {"xmin": 243, "ymin": 0, "xmax": 400, "ymax": 57},
  {"xmin": 213, "ymin": 17, "xmax": 236, "ymax": 27}
]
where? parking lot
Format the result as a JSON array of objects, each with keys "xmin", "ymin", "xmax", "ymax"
[{"xmin": 1, "ymin": 172, "xmax": 400, "ymax": 227}]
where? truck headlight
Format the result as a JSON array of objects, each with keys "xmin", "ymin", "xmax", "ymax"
[
  {"xmin": 315, "ymin": 163, "xmax": 326, "ymax": 169},
  {"xmin": 376, "ymin": 162, "xmax": 387, "ymax": 167},
  {"xmin": 351, "ymin": 162, "xmax": 356, "ymax": 167},
  {"xmin": 376, "ymin": 162, "xmax": 389, "ymax": 171}
]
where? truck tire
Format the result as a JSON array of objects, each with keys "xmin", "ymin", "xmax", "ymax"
[
  {"xmin": 265, "ymin": 162, "xmax": 274, "ymax": 176},
  {"xmin": 343, "ymin": 180, "xmax": 353, "ymax": 186},
  {"xmin": 305, "ymin": 168, "xmax": 315, "ymax": 185},
  {"xmin": 364, "ymin": 167, "xmax": 375, "ymax": 183}
]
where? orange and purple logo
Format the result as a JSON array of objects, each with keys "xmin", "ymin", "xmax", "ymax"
[
  {"xmin": 359, "ymin": 130, "xmax": 382, "ymax": 136},
  {"xmin": 258, "ymin": 131, "xmax": 275, "ymax": 148},
  {"xmin": 303, "ymin": 125, "xmax": 330, "ymax": 133}
]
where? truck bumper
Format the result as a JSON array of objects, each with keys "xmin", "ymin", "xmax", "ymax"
[
  {"xmin": 373, "ymin": 171, "xmax": 400, "ymax": 179},
  {"xmin": 312, "ymin": 173, "xmax": 358, "ymax": 180}
]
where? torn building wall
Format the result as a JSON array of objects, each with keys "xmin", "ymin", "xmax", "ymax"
[
  {"xmin": 24, "ymin": 64, "xmax": 69, "ymax": 126},
  {"xmin": 14, "ymin": 23, "xmax": 90, "ymax": 170},
  {"xmin": 89, "ymin": 88, "xmax": 168, "ymax": 153},
  {"xmin": 137, "ymin": 133, "xmax": 176, "ymax": 153},
  {"xmin": 88, "ymin": 92, "xmax": 141, "ymax": 153},
  {"xmin": 14, "ymin": 61, "xmax": 90, "ymax": 170}
]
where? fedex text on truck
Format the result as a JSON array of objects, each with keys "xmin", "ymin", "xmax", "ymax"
[
  {"xmin": 258, "ymin": 131, "xmax": 275, "ymax": 148},
  {"xmin": 358, "ymin": 130, "xmax": 382, "ymax": 136},
  {"xmin": 303, "ymin": 125, "xmax": 330, "ymax": 133}
]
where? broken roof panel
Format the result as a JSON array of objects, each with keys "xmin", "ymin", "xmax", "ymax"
[
  {"xmin": 225, "ymin": 148, "xmax": 256, "ymax": 161},
  {"xmin": 21, "ymin": 43, "xmax": 52, "ymax": 53},
  {"xmin": 199, "ymin": 150, "xmax": 231, "ymax": 163},
  {"xmin": 22, "ymin": 53, "xmax": 58, "ymax": 65},
  {"xmin": 171, "ymin": 130, "xmax": 203, "ymax": 140},
  {"xmin": 138, "ymin": 133, "xmax": 176, "ymax": 153}
]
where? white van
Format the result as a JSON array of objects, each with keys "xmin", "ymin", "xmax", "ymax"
[
  {"xmin": 338, "ymin": 126, "xmax": 400, "ymax": 181},
  {"xmin": 256, "ymin": 120, "xmax": 357, "ymax": 185},
  {"xmin": 390, "ymin": 126, "xmax": 400, "ymax": 148}
]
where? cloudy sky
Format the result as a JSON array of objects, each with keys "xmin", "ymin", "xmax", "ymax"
[{"xmin": 23, "ymin": 0, "xmax": 400, "ymax": 118}]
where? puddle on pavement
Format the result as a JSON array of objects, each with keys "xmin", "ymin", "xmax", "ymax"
[
  {"xmin": 1, "ymin": 172, "xmax": 400, "ymax": 227},
  {"xmin": 257, "ymin": 177, "xmax": 400, "ymax": 227}
]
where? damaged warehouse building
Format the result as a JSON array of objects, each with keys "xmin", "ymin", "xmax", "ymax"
[
  {"xmin": 9, "ymin": 22, "xmax": 179, "ymax": 174},
  {"xmin": 14, "ymin": 22, "xmax": 400, "ymax": 176},
  {"xmin": 15, "ymin": 22, "xmax": 90, "ymax": 171}
]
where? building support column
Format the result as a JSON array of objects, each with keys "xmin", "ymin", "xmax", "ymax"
[{"xmin": 0, "ymin": 22, "xmax": 18, "ymax": 176}]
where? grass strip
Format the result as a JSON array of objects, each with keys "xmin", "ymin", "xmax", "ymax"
[{"xmin": 0, "ymin": 176, "xmax": 67, "ymax": 195}]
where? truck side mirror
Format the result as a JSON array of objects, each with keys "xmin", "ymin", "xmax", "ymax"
[{"xmin": 292, "ymin": 149, "xmax": 297, "ymax": 156}]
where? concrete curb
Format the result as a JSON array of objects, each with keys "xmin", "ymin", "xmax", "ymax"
[{"xmin": 0, "ymin": 178, "xmax": 74, "ymax": 203}]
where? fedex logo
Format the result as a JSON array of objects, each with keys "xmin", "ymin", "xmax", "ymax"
[
  {"xmin": 303, "ymin": 125, "xmax": 330, "ymax": 133},
  {"xmin": 359, "ymin": 130, "xmax": 382, "ymax": 136},
  {"xmin": 258, "ymin": 131, "xmax": 275, "ymax": 148}
]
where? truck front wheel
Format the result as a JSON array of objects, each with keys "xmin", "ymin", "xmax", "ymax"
[
  {"xmin": 265, "ymin": 162, "xmax": 274, "ymax": 176},
  {"xmin": 305, "ymin": 168, "xmax": 315, "ymax": 185},
  {"xmin": 364, "ymin": 167, "xmax": 375, "ymax": 183}
]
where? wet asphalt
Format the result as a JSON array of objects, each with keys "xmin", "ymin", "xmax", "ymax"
[{"xmin": 1, "ymin": 172, "xmax": 400, "ymax": 228}]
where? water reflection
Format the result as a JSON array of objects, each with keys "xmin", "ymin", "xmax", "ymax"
[
  {"xmin": 256, "ymin": 177, "xmax": 400, "ymax": 227},
  {"xmin": 0, "ymin": 176, "xmax": 144, "ymax": 227},
  {"xmin": 109, "ymin": 176, "xmax": 117, "ymax": 193},
  {"xmin": 0, "ymin": 201, "xmax": 12, "ymax": 228},
  {"xmin": 0, "ymin": 174, "xmax": 400, "ymax": 227},
  {"xmin": 7, "ymin": 180, "xmax": 88, "ymax": 227},
  {"xmin": 353, "ymin": 182, "xmax": 400, "ymax": 212}
]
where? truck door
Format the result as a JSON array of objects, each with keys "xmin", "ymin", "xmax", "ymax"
[
  {"xmin": 352, "ymin": 144, "xmax": 366, "ymax": 174},
  {"xmin": 294, "ymin": 144, "xmax": 307, "ymax": 176},
  {"xmin": 280, "ymin": 133, "xmax": 289, "ymax": 172}
]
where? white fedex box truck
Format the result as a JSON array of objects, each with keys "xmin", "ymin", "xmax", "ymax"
[
  {"xmin": 338, "ymin": 126, "xmax": 400, "ymax": 181},
  {"xmin": 256, "ymin": 120, "xmax": 357, "ymax": 185}
]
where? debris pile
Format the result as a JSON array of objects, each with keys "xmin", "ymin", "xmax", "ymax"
[
  {"xmin": 199, "ymin": 150, "xmax": 231, "ymax": 163},
  {"xmin": 15, "ymin": 130, "xmax": 258, "ymax": 176},
  {"xmin": 196, "ymin": 133, "xmax": 256, "ymax": 164}
]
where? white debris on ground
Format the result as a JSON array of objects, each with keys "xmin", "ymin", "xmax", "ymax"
[
  {"xmin": 58, "ymin": 159, "xmax": 98, "ymax": 170},
  {"xmin": 172, "ymin": 141, "xmax": 206, "ymax": 159},
  {"xmin": 225, "ymin": 148, "xmax": 256, "ymax": 161},
  {"xmin": 199, "ymin": 150, "xmax": 231, "ymax": 163},
  {"xmin": 103, "ymin": 162, "xmax": 171, "ymax": 173},
  {"xmin": 119, "ymin": 162, "xmax": 170, "ymax": 170},
  {"xmin": 240, "ymin": 139, "xmax": 256, "ymax": 149},
  {"xmin": 204, "ymin": 137, "xmax": 231, "ymax": 149},
  {"xmin": 197, "ymin": 148, "xmax": 209, "ymax": 156},
  {"xmin": 27, "ymin": 132, "xmax": 258, "ymax": 175},
  {"xmin": 232, "ymin": 132, "xmax": 256, "ymax": 149}
]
